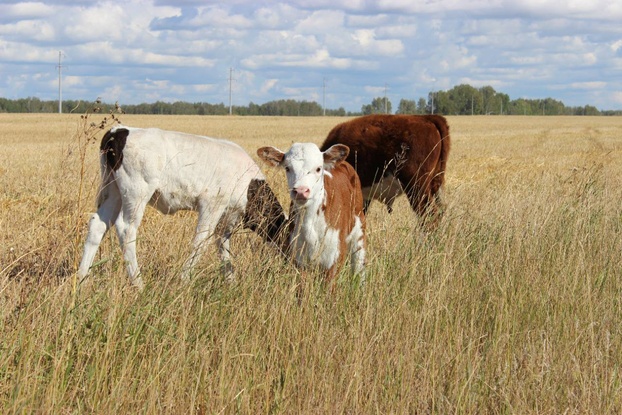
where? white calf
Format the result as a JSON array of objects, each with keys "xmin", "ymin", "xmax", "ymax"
[
  {"xmin": 257, "ymin": 143, "xmax": 366, "ymax": 284},
  {"xmin": 78, "ymin": 126, "xmax": 286, "ymax": 289}
]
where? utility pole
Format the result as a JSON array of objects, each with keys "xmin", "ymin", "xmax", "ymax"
[
  {"xmin": 322, "ymin": 78, "xmax": 326, "ymax": 116},
  {"xmin": 228, "ymin": 67, "xmax": 233, "ymax": 115},
  {"xmin": 384, "ymin": 83, "xmax": 388, "ymax": 114},
  {"xmin": 57, "ymin": 51, "xmax": 64, "ymax": 114}
]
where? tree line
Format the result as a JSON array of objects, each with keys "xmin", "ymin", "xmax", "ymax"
[
  {"xmin": 394, "ymin": 85, "xmax": 610, "ymax": 116},
  {"xmin": 0, "ymin": 97, "xmax": 347, "ymax": 116},
  {"xmin": 1, "ymin": 84, "xmax": 620, "ymax": 116}
]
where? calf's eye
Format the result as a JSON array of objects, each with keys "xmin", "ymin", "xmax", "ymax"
[{"xmin": 316, "ymin": 167, "xmax": 321, "ymax": 173}]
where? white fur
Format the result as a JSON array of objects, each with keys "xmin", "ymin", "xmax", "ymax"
[
  {"xmin": 259, "ymin": 142, "xmax": 365, "ymax": 278},
  {"xmin": 346, "ymin": 215, "xmax": 366, "ymax": 281},
  {"xmin": 282, "ymin": 143, "xmax": 326, "ymax": 207},
  {"xmin": 290, "ymin": 201, "xmax": 341, "ymax": 271},
  {"xmin": 78, "ymin": 126, "xmax": 264, "ymax": 289}
]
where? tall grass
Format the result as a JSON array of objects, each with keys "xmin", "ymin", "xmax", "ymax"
[{"xmin": 1, "ymin": 114, "xmax": 621, "ymax": 413}]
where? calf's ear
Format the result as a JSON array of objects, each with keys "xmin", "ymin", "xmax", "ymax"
[
  {"xmin": 322, "ymin": 144, "xmax": 350, "ymax": 170},
  {"xmin": 257, "ymin": 147, "xmax": 285, "ymax": 167}
]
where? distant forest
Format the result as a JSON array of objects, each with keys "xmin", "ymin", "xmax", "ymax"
[{"xmin": 1, "ymin": 84, "xmax": 620, "ymax": 116}]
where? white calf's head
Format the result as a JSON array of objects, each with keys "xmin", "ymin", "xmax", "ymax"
[{"xmin": 258, "ymin": 143, "xmax": 349, "ymax": 206}]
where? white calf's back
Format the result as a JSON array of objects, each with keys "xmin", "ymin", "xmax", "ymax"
[{"xmin": 118, "ymin": 127, "xmax": 262, "ymax": 213}]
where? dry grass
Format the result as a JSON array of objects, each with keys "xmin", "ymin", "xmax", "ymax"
[{"xmin": 1, "ymin": 113, "xmax": 621, "ymax": 413}]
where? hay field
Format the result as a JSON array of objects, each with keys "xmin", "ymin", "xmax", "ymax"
[{"xmin": 1, "ymin": 113, "xmax": 621, "ymax": 413}]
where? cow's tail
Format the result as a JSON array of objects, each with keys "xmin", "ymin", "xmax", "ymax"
[
  {"xmin": 426, "ymin": 115, "xmax": 451, "ymax": 188},
  {"xmin": 426, "ymin": 115, "xmax": 451, "ymax": 224},
  {"xmin": 431, "ymin": 115, "xmax": 451, "ymax": 178},
  {"xmin": 96, "ymin": 127, "xmax": 129, "ymax": 208}
]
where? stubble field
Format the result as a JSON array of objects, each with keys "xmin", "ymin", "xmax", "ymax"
[{"xmin": 1, "ymin": 112, "xmax": 621, "ymax": 413}]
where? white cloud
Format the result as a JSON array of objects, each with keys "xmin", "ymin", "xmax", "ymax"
[
  {"xmin": 261, "ymin": 79, "xmax": 278, "ymax": 93},
  {"xmin": 512, "ymin": 0, "xmax": 622, "ymax": 20},
  {"xmin": 0, "ymin": 20, "xmax": 55, "ymax": 41},
  {"xmin": 253, "ymin": 6, "xmax": 285, "ymax": 28},
  {"xmin": 0, "ymin": 39, "xmax": 60, "ymax": 62},
  {"xmin": 62, "ymin": 75, "xmax": 83, "ymax": 88},
  {"xmin": 327, "ymin": 29, "xmax": 404, "ymax": 57},
  {"xmin": 549, "ymin": 52, "xmax": 597, "ymax": 67},
  {"xmin": 0, "ymin": 0, "xmax": 621, "ymax": 110},
  {"xmin": 280, "ymin": 85, "xmax": 320, "ymax": 102},
  {"xmin": 364, "ymin": 85, "xmax": 386, "ymax": 95},
  {"xmin": 64, "ymin": 5, "xmax": 127, "ymax": 42},
  {"xmin": 377, "ymin": 23, "xmax": 417, "ymax": 38},
  {"xmin": 0, "ymin": 2, "xmax": 55, "ymax": 20},
  {"xmin": 295, "ymin": 9, "xmax": 345, "ymax": 35},
  {"xmin": 510, "ymin": 56, "xmax": 544, "ymax": 65},
  {"xmin": 346, "ymin": 14, "xmax": 389, "ymax": 28},
  {"xmin": 288, "ymin": 0, "xmax": 368, "ymax": 11},
  {"xmin": 101, "ymin": 84, "xmax": 125, "ymax": 103},
  {"xmin": 242, "ymin": 49, "xmax": 354, "ymax": 70},
  {"xmin": 190, "ymin": 6, "xmax": 253, "ymax": 29},
  {"xmin": 570, "ymin": 81, "xmax": 607, "ymax": 89}
]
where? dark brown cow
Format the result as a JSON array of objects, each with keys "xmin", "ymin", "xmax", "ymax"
[{"xmin": 320, "ymin": 114, "xmax": 450, "ymax": 229}]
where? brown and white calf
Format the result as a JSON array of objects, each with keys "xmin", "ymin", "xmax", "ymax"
[
  {"xmin": 78, "ymin": 125, "xmax": 286, "ymax": 289},
  {"xmin": 320, "ymin": 114, "xmax": 451, "ymax": 229},
  {"xmin": 257, "ymin": 143, "xmax": 366, "ymax": 284}
]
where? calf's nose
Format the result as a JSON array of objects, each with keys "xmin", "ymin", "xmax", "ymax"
[{"xmin": 292, "ymin": 186, "xmax": 311, "ymax": 201}]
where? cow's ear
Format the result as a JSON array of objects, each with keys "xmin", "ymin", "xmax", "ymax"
[
  {"xmin": 257, "ymin": 146, "xmax": 285, "ymax": 167},
  {"xmin": 323, "ymin": 144, "xmax": 350, "ymax": 170}
]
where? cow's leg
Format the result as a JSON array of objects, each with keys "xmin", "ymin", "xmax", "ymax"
[
  {"xmin": 114, "ymin": 197, "xmax": 149, "ymax": 290},
  {"xmin": 398, "ymin": 172, "xmax": 439, "ymax": 231},
  {"xmin": 216, "ymin": 212, "xmax": 244, "ymax": 281},
  {"xmin": 405, "ymin": 186, "xmax": 440, "ymax": 231},
  {"xmin": 77, "ymin": 186, "xmax": 121, "ymax": 279},
  {"xmin": 216, "ymin": 228, "xmax": 234, "ymax": 280},
  {"xmin": 433, "ymin": 187, "xmax": 445, "ymax": 217},
  {"xmin": 347, "ymin": 216, "xmax": 366, "ymax": 286},
  {"xmin": 181, "ymin": 201, "xmax": 228, "ymax": 281}
]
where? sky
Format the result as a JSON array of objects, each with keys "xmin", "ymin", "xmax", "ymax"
[{"xmin": 1, "ymin": 0, "xmax": 621, "ymax": 112}]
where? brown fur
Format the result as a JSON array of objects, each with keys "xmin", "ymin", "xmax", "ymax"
[
  {"xmin": 318, "ymin": 160, "xmax": 365, "ymax": 280},
  {"xmin": 320, "ymin": 114, "xmax": 450, "ymax": 228},
  {"xmin": 243, "ymin": 178, "xmax": 289, "ymax": 249}
]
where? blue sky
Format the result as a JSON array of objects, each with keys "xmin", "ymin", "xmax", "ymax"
[{"xmin": 1, "ymin": 0, "xmax": 621, "ymax": 112}]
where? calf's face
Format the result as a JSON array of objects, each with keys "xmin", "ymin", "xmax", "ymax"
[{"xmin": 257, "ymin": 143, "xmax": 350, "ymax": 206}]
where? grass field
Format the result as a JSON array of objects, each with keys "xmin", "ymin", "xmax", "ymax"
[{"xmin": 1, "ymin": 112, "xmax": 621, "ymax": 413}]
